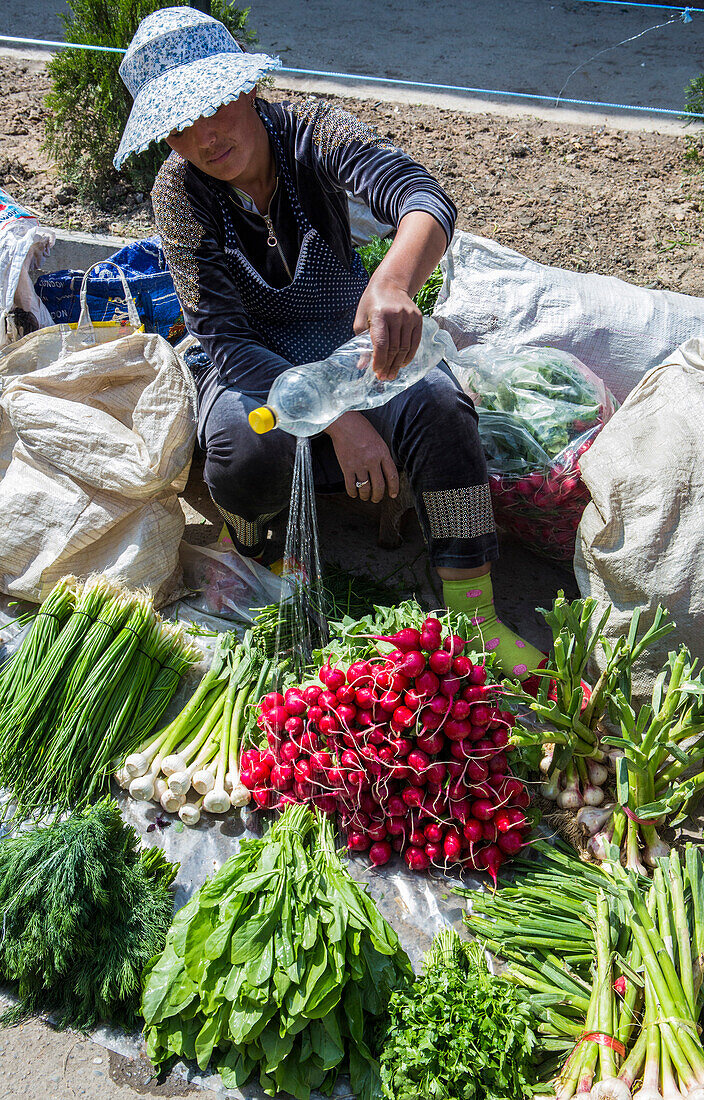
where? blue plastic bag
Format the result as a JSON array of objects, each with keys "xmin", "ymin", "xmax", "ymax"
[{"xmin": 35, "ymin": 236, "xmax": 185, "ymax": 343}]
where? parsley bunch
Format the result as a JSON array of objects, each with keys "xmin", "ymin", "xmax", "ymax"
[{"xmin": 379, "ymin": 928, "xmax": 537, "ymax": 1100}]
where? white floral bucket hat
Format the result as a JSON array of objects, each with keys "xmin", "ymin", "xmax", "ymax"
[{"xmin": 114, "ymin": 6, "xmax": 281, "ymax": 170}]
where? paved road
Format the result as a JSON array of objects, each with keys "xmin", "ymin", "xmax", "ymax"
[{"xmin": 1, "ymin": 0, "xmax": 704, "ymax": 122}]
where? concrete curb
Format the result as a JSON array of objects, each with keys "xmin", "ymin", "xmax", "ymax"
[{"xmin": 42, "ymin": 228, "xmax": 132, "ymax": 273}]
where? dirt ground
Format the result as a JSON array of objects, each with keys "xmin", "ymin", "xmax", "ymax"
[{"xmin": 2, "ymin": 55, "xmax": 704, "ymax": 297}]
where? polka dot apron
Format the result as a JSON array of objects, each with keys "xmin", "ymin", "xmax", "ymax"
[{"xmin": 215, "ymin": 106, "xmax": 369, "ymax": 368}]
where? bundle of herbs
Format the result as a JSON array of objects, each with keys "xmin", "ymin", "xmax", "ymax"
[
  {"xmin": 0, "ymin": 798, "xmax": 177, "ymax": 1030},
  {"xmin": 378, "ymin": 926, "xmax": 538, "ymax": 1100},
  {"xmin": 461, "ymin": 840, "xmax": 704, "ymax": 1100},
  {"xmin": 503, "ymin": 594, "xmax": 704, "ymax": 872},
  {"xmin": 356, "ymin": 235, "xmax": 443, "ymax": 315},
  {"xmin": 0, "ymin": 575, "xmax": 199, "ymax": 820},
  {"xmin": 141, "ymin": 802, "xmax": 412, "ymax": 1100},
  {"xmin": 118, "ymin": 630, "xmax": 274, "ymax": 822}
]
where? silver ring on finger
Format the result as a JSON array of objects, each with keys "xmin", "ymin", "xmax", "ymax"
[{"xmin": 355, "ymin": 478, "xmax": 370, "ymax": 488}]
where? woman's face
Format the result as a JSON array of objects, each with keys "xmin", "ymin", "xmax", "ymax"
[{"xmin": 166, "ymin": 89, "xmax": 268, "ymax": 184}]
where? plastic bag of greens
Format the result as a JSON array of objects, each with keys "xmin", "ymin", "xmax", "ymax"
[{"xmin": 449, "ymin": 343, "xmax": 617, "ymax": 562}]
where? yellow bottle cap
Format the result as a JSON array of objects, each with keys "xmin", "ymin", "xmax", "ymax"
[{"xmin": 248, "ymin": 406, "xmax": 276, "ymax": 434}]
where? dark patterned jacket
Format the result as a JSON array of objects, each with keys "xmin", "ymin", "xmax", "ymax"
[{"xmin": 151, "ymin": 96, "xmax": 457, "ymax": 398}]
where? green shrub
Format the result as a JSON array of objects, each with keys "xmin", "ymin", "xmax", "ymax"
[{"xmin": 44, "ymin": 0, "xmax": 258, "ymax": 202}]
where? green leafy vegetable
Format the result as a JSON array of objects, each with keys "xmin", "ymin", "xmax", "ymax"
[
  {"xmin": 356, "ymin": 235, "xmax": 443, "ymax": 316},
  {"xmin": 0, "ymin": 798, "xmax": 177, "ymax": 1030},
  {"xmin": 379, "ymin": 927, "xmax": 537, "ymax": 1100},
  {"xmin": 141, "ymin": 803, "xmax": 412, "ymax": 1099}
]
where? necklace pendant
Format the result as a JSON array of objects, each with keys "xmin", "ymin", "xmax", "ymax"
[{"xmin": 266, "ymin": 233, "xmax": 278, "ymax": 248}]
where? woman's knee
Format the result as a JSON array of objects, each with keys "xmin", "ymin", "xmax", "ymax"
[{"xmin": 203, "ymin": 408, "xmax": 294, "ymax": 517}]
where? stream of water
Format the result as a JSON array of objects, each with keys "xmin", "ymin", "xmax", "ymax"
[{"xmin": 274, "ymin": 437, "xmax": 328, "ymax": 677}]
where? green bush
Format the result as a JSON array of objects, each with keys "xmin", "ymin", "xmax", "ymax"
[{"xmin": 44, "ymin": 0, "xmax": 258, "ymax": 202}]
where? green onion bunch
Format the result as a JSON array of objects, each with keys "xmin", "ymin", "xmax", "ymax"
[
  {"xmin": 0, "ymin": 574, "xmax": 200, "ymax": 820},
  {"xmin": 460, "ymin": 841, "xmax": 704, "ymax": 1100}
]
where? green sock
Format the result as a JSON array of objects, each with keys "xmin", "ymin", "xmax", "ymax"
[{"xmin": 442, "ymin": 573, "xmax": 545, "ymax": 679}]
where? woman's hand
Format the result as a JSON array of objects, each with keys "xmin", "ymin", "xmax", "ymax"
[
  {"xmin": 353, "ymin": 210, "xmax": 449, "ymax": 381},
  {"xmin": 325, "ymin": 411, "xmax": 399, "ymax": 503},
  {"xmin": 353, "ymin": 277, "xmax": 423, "ymax": 383}
]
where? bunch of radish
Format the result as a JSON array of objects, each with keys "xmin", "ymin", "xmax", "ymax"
[
  {"xmin": 489, "ymin": 437, "xmax": 593, "ymax": 563},
  {"xmin": 240, "ymin": 618, "xmax": 531, "ymax": 883}
]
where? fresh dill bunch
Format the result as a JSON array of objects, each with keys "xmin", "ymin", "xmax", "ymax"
[{"xmin": 0, "ymin": 799, "xmax": 177, "ymax": 1030}]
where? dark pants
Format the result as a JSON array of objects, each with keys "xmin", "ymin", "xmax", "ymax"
[{"xmin": 196, "ymin": 356, "xmax": 499, "ymax": 570}]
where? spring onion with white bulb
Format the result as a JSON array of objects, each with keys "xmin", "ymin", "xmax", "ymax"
[
  {"xmin": 0, "ymin": 576, "xmax": 200, "ymax": 820},
  {"xmin": 119, "ymin": 631, "xmax": 274, "ymax": 822},
  {"xmin": 504, "ymin": 595, "xmax": 704, "ymax": 870}
]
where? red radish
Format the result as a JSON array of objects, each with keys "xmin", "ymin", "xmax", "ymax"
[
  {"xmin": 307, "ymin": 705, "xmax": 323, "ymax": 726},
  {"xmin": 425, "ymin": 762, "xmax": 447, "ymax": 786},
  {"xmin": 450, "ymin": 799, "xmax": 472, "ymax": 824},
  {"xmin": 497, "ymin": 777, "xmax": 525, "ymax": 803},
  {"xmin": 462, "ymin": 685, "xmax": 487, "ymax": 703},
  {"xmin": 377, "ymin": 746, "xmax": 395, "ymax": 767},
  {"xmin": 367, "ymin": 727, "xmax": 385, "ymax": 746},
  {"xmin": 389, "ymin": 736, "xmax": 413, "ymax": 757},
  {"xmin": 428, "ymin": 694, "xmax": 450, "ymax": 715},
  {"xmin": 416, "ymin": 729, "xmax": 444, "ymax": 754},
  {"xmin": 444, "ymin": 719, "xmax": 471, "ymax": 742},
  {"xmin": 463, "ymin": 820, "xmax": 483, "ymax": 844},
  {"xmin": 471, "ymin": 704, "xmax": 491, "ymax": 726},
  {"xmin": 318, "ymin": 714, "xmax": 340, "ymax": 735},
  {"xmin": 318, "ymin": 690, "xmax": 337, "ymax": 712},
  {"xmin": 468, "ymin": 665, "xmax": 487, "ymax": 686},
  {"xmin": 326, "ymin": 667, "xmax": 346, "ymax": 692},
  {"xmin": 284, "ymin": 716, "xmax": 304, "ymax": 738},
  {"xmin": 284, "ymin": 689, "xmax": 306, "ymax": 714},
  {"xmin": 407, "ymin": 749, "xmax": 430, "ymax": 774},
  {"xmin": 446, "ymin": 760, "xmax": 465, "ymax": 779},
  {"xmin": 410, "ymin": 828, "xmax": 426, "ymax": 847},
  {"xmin": 355, "ymin": 708, "xmax": 375, "ymax": 728},
  {"xmin": 420, "ymin": 629, "xmax": 442, "ymax": 652},
  {"xmin": 316, "ymin": 794, "xmax": 337, "ymax": 814},
  {"xmin": 481, "ymin": 821, "xmax": 498, "ymax": 842},
  {"xmin": 443, "ymin": 634, "xmax": 465, "ymax": 656},
  {"xmin": 429, "ymin": 650, "xmax": 452, "ymax": 676},
  {"xmin": 391, "ymin": 835, "xmax": 404, "ymax": 852},
  {"xmin": 477, "ymin": 843, "xmax": 504, "ymax": 886},
  {"xmin": 347, "ymin": 831, "xmax": 371, "ymax": 852},
  {"xmin": 452, "ymin": 656, "xmax": 473, "ymax": 677},
  {"xmin": 494, "ymin": 810, "xmax": 512, "ymax": 833},
  {"xmin": 402, "ymin": 786, "xmax": 423, "ymax": 808},
  {"xmin": 443, "ymin": 829, "xmax": 463, "ymax": 861},
  {"xmin": 471, "ymin": 798, "xmax": 496, "ymax": 821},
  {"xmin": 451, "ymin": 699, "xmax": 472, "ymax": 721},
  {"xmin": 302, "ymin": 685, "xmax": 321, "ymax": 705},
  {"xmin": 414, "ymin": 670, "xmax": 440, "ymax": 698},
  {"xmin": 336, "ymin": 704, "xmax": 357, "ymax": 728},
  {"xmin": 379, "ymin": 690, "xmax": 402, "ymax": 713},
  {"xmin": 404, "ymin": 846, "xmax": 430, "ymax": 871},
  {"xmin": 404, "ymin": 689, "xmax": 424, "ymax": 711},
  {"xmin": 298, "ymin": 732, "xmax": 320, "ymax": 752},
  {"xmin": 466, "ymin": 750, "xmax": 490, "ymax": 775},
  {"xmin": 507, "ymin": 808, "xmax": 528, "ymax": 829},
  {"xmin": 440, "ymin": 676, "xmax": 461, "ymax": 698},
  {"xmin": 252, "ymin": 786, "xmax": 272, "ymax": 809},
  {"xmin": 346, "ymin": 661, "xmax": 372, "ymax": 685},
  {"xmin": 369, "ymin": 841, "xmax": 392, "ymax": 866},
  {"xmin": 386, "ymin": 816, "xmax": 406, "ymax": 836},
  {"xmin": 390, "ymin": 671, "xmax": 411, "ymax": 693},
  {"xmin": 400, "ymin": 650, "xmax": 426, "ymax": 678},
  {"xmin": 425, "ymin": 841, "xmax": 443, "ymax": 862},
  {"xmin": 420, "ymin": 711, "xmax": 443, "ymax": 731},
  {"xmin": 279, "ymin": 741, "xmax": 299, "ymax": 764},
  {"xmin": 424, "ymin": 821, "xmax": 444, "ymax": 843},
  {"xmin": 492, "ymin": 727, "xmax": 510, "ymax": 748},
  {"xmin": 489, "ymin": 752, "xmax": 508, "ymax": 775},
  {"xmin": 261, "ymin": 691, "xmax": 285, "ymax": 712},
  {"xmin": 268, "ymin": 706, "xmax": 289, "ymax": 732},
  {"xmin": 386, "ymin": 794, "xmax": 406, "ymax": 817},
  {"xmin": 310, "ymin": 751, "xmax": 332, "ymax": 771},
  {"xmin": 354, "ymin": 686, "xmax": 375, "ymax": 709},
  {"xmin": 497, "ymin": 831, "xmax": 524, "ymax": 856},
  {"xmin": 335, "ymin": 684, "xmax": 356, "ymax": 705},
  {"xmin": 367, "ymin": 822, "xmax": 388, "ymax": 842}
]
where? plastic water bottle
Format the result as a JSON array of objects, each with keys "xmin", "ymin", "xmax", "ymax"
[{"xmin": 248, "ymin": 316, "xmax": 458, "ymax": 437}]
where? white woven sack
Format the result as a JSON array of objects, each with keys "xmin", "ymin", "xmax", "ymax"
[
  {"xmin": 434, "ymin": 232, "xmax": 704, "ymax": 403},
  {"xmin": 0, "ymin": 264, "xmax": 196, "ymax": 605},
  {"xmin": 574, "ymin": 336, "xmax": 704, "ymax": 699}
]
